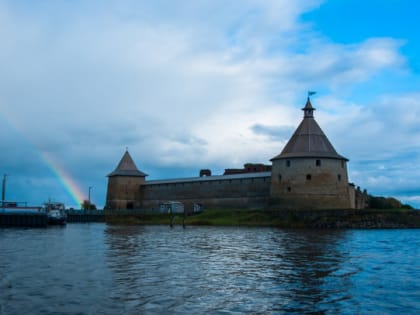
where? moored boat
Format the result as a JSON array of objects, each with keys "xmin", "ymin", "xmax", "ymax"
[{"xmin": 44, "ymin": 202, "xmax": 67, "ymax": 225}]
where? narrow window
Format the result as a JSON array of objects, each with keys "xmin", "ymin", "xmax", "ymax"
[
  {"xmin": 306, "ymin": 174, "xmax": 312, "ymax": 180},
  {"xmin": 286, "ymin": 160, "xmax": 291, "ymax": 167},
  {"xmin": 287, "ymin": 186, "xmax": 291, "ymax": 192},
  {"xmin": 278, "ymin": 174, "xmax": 282, "ymax": 181},
  {"xmin": 337, "ymin": 174, "xmax": 342, "ymax": 181},
  {"xmin": 316, "ymin": 159, "xmax": 321, "ymax": 166}
]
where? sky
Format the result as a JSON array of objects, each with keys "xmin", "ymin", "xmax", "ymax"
[{"xmin": 0, "ymin": 0, "xmax": 419, "ymax": 209}]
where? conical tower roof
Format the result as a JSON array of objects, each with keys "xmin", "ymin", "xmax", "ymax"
[
  {"xmin": 271, "ymin": 97, "xmax": 348, "ymax": 161},
  {"xmin": 107, "ymin": 150, "xmax": 148, "ymax": 177}
]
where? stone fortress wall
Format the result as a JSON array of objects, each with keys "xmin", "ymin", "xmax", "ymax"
[
  {"xmin": 105, "ymin": 175, "xmax": 145, "ymax": 210},
  {"xmin": 141, "ymin": 172, "xmax": 271, "ymax": 210},
  {"xmin": 105, "ymin": 97, "xmax": 368, "ymax": 211},
  {"xmin": 270, "ymin": 157, "xmax": 352, "ymax": 209}
]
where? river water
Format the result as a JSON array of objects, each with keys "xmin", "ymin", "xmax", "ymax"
[{"xmin": 0, "ymin": 224, "xmax": 419, "ymax": 314}]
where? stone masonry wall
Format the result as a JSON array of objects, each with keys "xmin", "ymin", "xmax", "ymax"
[
  {"xmin": 140, "ymin": 176, "xmax": 271, "ymax": 210},
  {"xmin": 106, "ymin": 176, "xmax": 145, "ymax": 209},
  {"xmin": 270, "ymin": 158, "xmax": 351, "ymax": 209}
]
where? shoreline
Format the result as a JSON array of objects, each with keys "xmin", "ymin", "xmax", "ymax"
[{"xmin": 104, "ymin": 208, "xmax": 420, "ymax": 228}]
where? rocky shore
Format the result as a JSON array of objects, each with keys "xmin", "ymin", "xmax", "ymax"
[{"xmin": 274, "ymin": 209, "xmax": 420, "ymax": 229}]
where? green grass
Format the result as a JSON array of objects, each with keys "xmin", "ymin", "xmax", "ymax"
[
  {"xmin": 104, "ymin": 208, "xmax": 420, "ymax": 228},
  {"xmin": 182, "ymin": 209, "xmax": 282, "ymax": 226},
  {"xmin": 105, "ymin": 213, "xmax": 170, "ymax": 225}
]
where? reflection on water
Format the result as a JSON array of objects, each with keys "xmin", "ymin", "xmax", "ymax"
[{"xmin": 0, "ymin": 224, "xmax": 419, "ymax": 314}]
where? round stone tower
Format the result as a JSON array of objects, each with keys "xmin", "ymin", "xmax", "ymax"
[
  {"xmin": 270, "ymin": 97, "xmax": 351, "ymax": 209},
  {"xmin": 105, "ymin": 150, "xmax": 147, "ymax": 210}
]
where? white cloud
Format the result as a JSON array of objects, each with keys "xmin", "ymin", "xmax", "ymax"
[
  {"xmin": 305, "ymin": 93, "xmax": 420, "ymax": 207},
  {"xmin": 271, "ymin": 38, "xmax": 406, "ymax": 89},
  {"xmin": 0, "ymin": 0, "xmax": 417, "ymax": 207}
]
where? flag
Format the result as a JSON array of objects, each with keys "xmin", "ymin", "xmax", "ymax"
[{"xmin": 308, "ymin": 91, "xmax": 317, "ymax": 96}]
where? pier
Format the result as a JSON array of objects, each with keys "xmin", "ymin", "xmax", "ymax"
[
  {"xmin": 0, "ymin": 213, "xmax": 48, "ymax": 227},
  {"xmin": 66, "ymin": 210, "xmax": 105, "ymax": 223}
]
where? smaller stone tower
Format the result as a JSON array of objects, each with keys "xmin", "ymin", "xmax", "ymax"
[
  {"xmin": 105, "ymin": 150, "xmax": 147, "ymax": 210},
  {"xmin": 270, "ymin": 97, "xmax": 351, "ymax": 209}
]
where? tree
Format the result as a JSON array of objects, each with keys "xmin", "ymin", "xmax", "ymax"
[
  {"xmin": 81, "ymin": 200, "xmax": 97, "ymax": 210},
  {"xmin": 368, "ymin": 195, "xmax": 411, "ymax": 209}
]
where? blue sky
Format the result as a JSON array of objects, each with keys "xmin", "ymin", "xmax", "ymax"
[{"xmin": 0, "ymin": 0, "xmax": 419, "ymax": 208}]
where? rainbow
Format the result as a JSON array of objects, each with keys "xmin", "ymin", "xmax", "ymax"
[
  {"xmin": 1, "ymin": 112, "xmax": 86, "ymax": 207},
  {"xmin": 40, "ymin": 152, "xmax": 85, "ymax": 207}
]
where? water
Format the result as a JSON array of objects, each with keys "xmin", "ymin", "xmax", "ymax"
[{"xmin": 0, "ymin": 224, "xmax": 419, "ymax": 314}]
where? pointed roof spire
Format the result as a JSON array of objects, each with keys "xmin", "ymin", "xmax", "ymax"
[
  {"xmin": 107, "ymin": 150, "xmax": 148, "ymax": 177},
  {"xmin": 302, "ymin": 97, "xmax": 315, "ymax": 118},
  {"xmin": 271, "ymin": 96, "xmax": 348, "ymax": 161}
]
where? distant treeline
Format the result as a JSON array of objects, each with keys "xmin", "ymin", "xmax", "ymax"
[{"xmin": 368, "ymin": 195, "xmax": 413, "ymax": 209}]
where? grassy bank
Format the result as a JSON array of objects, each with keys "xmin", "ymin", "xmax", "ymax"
[{"xmin": 105, "ymin": 208, "xmax": 420, "ymax": 228}]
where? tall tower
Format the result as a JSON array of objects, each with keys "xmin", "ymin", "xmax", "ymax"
[
  {"xmin": 270, "ymin": 97, "xmax": 351, "ymax": 209},
  {"xmin": 105, "ymin": 150, "xmax": 147, "ymax": 210}
]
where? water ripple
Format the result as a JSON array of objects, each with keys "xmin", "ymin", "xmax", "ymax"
[{"xmin": 0, "ymin": 225, "xmax": 419, "ymax": 314}]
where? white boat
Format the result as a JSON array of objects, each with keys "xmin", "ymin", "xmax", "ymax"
[{"xmin": 44, "ymin": 202, "xmax": 67, "ymax": 225}]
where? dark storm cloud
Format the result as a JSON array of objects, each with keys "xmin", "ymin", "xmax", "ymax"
[{"xmin": 251, "ymin": 123, "xmax": 294, "ymax": 141}]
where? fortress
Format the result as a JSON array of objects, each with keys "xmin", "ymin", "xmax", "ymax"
[{"xmin": 105, "ymin": 97, "xmax": 367, "ymax": 211}]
